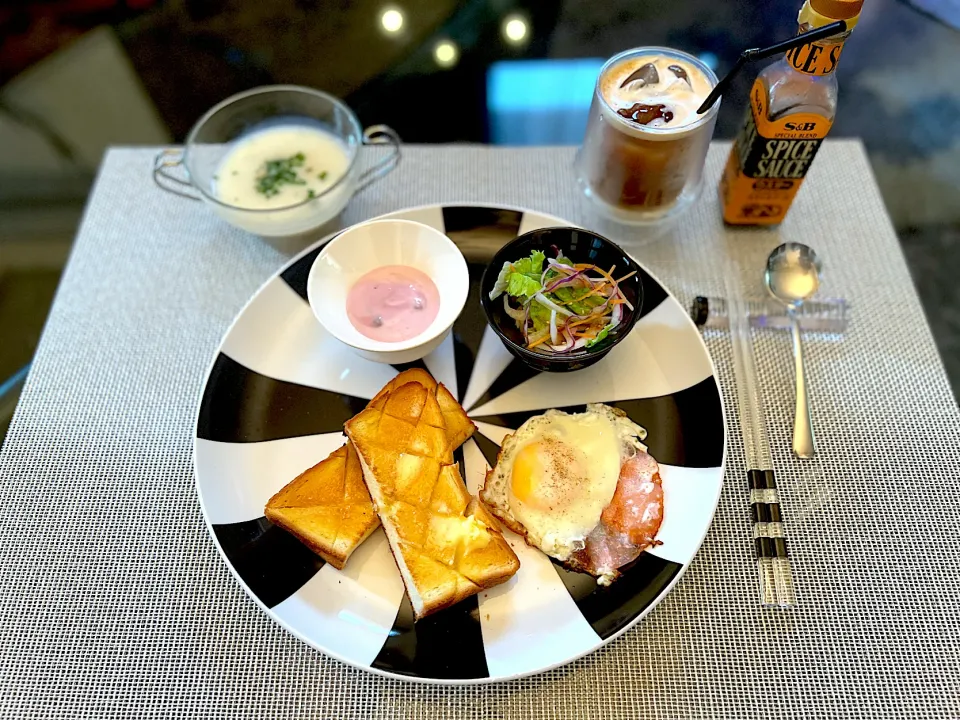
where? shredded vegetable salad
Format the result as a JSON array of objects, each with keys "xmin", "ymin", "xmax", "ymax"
[{"xmin": 488, "ymin": 248, "xmax": 636, "ymax": 354}]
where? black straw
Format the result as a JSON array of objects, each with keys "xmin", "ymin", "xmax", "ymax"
[{"xmin": 696, "ymin": 20, "xmax": 848, "ymax": 114}]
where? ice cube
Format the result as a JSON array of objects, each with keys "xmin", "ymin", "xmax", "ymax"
[
  {"xmin": 619, "ymin": 62, "xmax": 659, "ymax": 89},
  {"xmin": 668, "ymin": 64, "xmax": 693, "ymax": 89}
]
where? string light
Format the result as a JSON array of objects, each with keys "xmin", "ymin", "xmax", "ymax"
[
  {"xmin": 380, "ymin": 7, "xmax": 404, "ymax": 34},
  {"xmin": 502, "ymin": 14, "xmax": 529, "ymax": 45},
  {"xmin": 434, "ymin": 40, "xmax": 459, "ymax": 69}
]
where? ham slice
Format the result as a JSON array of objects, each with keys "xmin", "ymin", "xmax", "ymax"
[{"xmin": 573, "ymin": 451, "xmax": 664, "ymax": 584}]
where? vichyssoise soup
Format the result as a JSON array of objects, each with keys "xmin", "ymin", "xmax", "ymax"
[{"xmin": 214, "ymin": 125, "xmax": 351, "ymax": 210}]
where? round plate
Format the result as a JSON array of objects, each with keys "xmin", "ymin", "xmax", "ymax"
[{"xmin": 194, "ymin": 203, "xmax": 726, "ymax": 684}]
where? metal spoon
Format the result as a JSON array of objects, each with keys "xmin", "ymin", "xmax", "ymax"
[{"xmin": 764, "ymin": 243, "xmax": 823, "ymax": 459}]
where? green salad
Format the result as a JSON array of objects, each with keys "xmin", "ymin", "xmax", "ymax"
[{"xmin": 488, "ymin": 249, "xmax": 635, "ymax": 354}]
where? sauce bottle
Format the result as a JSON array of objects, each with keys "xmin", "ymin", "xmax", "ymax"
[{"xmin": 719, "ymin": 0, "xmax": 864, "ymax": 225}]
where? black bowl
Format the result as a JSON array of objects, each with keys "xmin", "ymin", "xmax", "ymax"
[{"xmin": 480, "ymin": 226, "xmax": 644, "ymax": 373}]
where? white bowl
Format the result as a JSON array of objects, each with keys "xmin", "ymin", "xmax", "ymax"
[{"xmin": 307, "ymin": 219, "xmax": 469, "ymax": 364}]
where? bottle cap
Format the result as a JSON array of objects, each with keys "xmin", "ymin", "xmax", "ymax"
[
  {"xmin": 810, "ymin": 0, "xmax": 864, "ymax": 19},
  {"xmin": 800, "ymin": 0, "xmax": 862, "ymax": 29}
]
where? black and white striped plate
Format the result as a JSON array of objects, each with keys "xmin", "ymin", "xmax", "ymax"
[{"xmin": 195, "ymin": 204, "xmax": 726, "ymax": 684}]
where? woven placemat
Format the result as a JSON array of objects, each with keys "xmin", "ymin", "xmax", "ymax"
[{"xmin": 1, "ymin": 142, "xmax": 958, "ymax": 719}]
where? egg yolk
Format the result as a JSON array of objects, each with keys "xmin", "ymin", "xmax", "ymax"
[
  {"xmin": 510, "ymin": 443, "xmax": 542, "ymax": 503},
  {"xmin": 510, "ymin": 439, "xmax": 587, "ymax": 512}
]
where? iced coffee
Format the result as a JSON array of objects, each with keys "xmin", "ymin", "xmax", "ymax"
[{"xmin": 575, "ymin": 47, "xmax": 719, "ymax": 222}]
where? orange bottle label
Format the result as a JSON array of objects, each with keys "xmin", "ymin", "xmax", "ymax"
[
  {"xmin": 784, "ymin": 38, "xmax": 845, "ymax": 76},
  {"xmin": 719, "ymin": 78, "xmax": 833, "ymax": 225}
]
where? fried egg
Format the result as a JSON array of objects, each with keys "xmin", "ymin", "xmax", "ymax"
[{"xmin": 481, "ymin": 403, "xmax": 647, "ymax": 562}]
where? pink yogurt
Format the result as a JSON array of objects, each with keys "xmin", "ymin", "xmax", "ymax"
[{"xmin": 346, "ymin": 265, "xmax": 441, "ymax": 343}]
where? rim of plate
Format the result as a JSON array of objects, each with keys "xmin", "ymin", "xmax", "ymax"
[{"xmin": 192, "ymin": 201, "xmax": 728, "ymax": 685}]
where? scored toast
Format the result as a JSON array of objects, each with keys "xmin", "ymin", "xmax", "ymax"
[
  {"xmin": 264, "ymin": 369, "xmax": 477, "ymax": 570},
  {"xmin": 346, "ymin": 380, "xmax": 519, "ymax": 619},
  {"xmin": 367, "ymin": 368, "xmax": 475, "ymax": 449},
  {"xmin": 264, "ymin": 442, "xmax": 378, "ymax": 570}
]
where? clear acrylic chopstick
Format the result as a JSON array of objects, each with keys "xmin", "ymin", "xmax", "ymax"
[
  {"xmin": 691, "ymin": 295, "xmax": 849, "ymax": 333},
  {"xmin": 724, "ymin": 265, "xmax": 797, "ymax": 609}
]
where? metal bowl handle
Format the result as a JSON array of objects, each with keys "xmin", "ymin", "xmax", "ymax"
[
  {"xmin": 357, "ymin": 125, "xmax": 401, "ymax": 193},
  {"xmin": 153, "ymin": 149, "xmax": 201, "ymax": 201}
]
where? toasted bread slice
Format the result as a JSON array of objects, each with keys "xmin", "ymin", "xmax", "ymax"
[
  {"xmin": 346, "ymin": 381, "xmax": 519, "ymax": 619},
  {"xmin": 264, "ymin": 443, "xmax": 379, "ymax": 570},
  {"xmin": 265, "ymin": 370, "xmax": 475, "ymax": 570},
  {"xmin": 369, "ymin": 369, "xmax": 475, "ymax": 449}
]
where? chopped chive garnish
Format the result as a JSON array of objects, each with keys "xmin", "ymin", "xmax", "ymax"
[
  {"xmin": 319, "ymin": 171, "xmax": 328, "ymax": 180},
  {"xmin": 255, "ymin": 152, "xmax": 308, "ymax": 197},
  {"xmin": 307, "ymin": 189, "xmax": 316, "ymax": 199}
]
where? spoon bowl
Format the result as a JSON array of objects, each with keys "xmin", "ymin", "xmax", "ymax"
[{"xmin": 765, "ymin": 243, "xmax": 823, "ymax": 307}]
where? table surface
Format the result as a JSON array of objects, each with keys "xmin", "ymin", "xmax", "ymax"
[{"xmin": 2, "ymin": 141, "xmax": 959, "ymax": 719}]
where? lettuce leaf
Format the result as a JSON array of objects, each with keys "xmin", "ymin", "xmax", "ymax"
[
  {"xmin": 528, "ymin": 301, "xmax": 551, "ymax": 333},
  {"xmin": 586, "ymin": 323, "xmax": 613, "ymax": 348},
  {"xmin": 488, "ymin": 261, "xmax": 512, "ymax": 300},
  {"xmin": 512, "ymin": 250, "xmax": 545, "ymax": 276},
  {"xmin": 552, "ymin": 287, "xmax": 606, "ymax": 315},
  {"xmin": 498, "ymin": 249, "xmax": 546, "ymax": 300},
  {"xmin": 506, "ymin": 273, "xmax": 542, "ymax": 299},
  {"xmin": 571, "ymin": 294, "xmax": 606, "ymax": 316}
]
